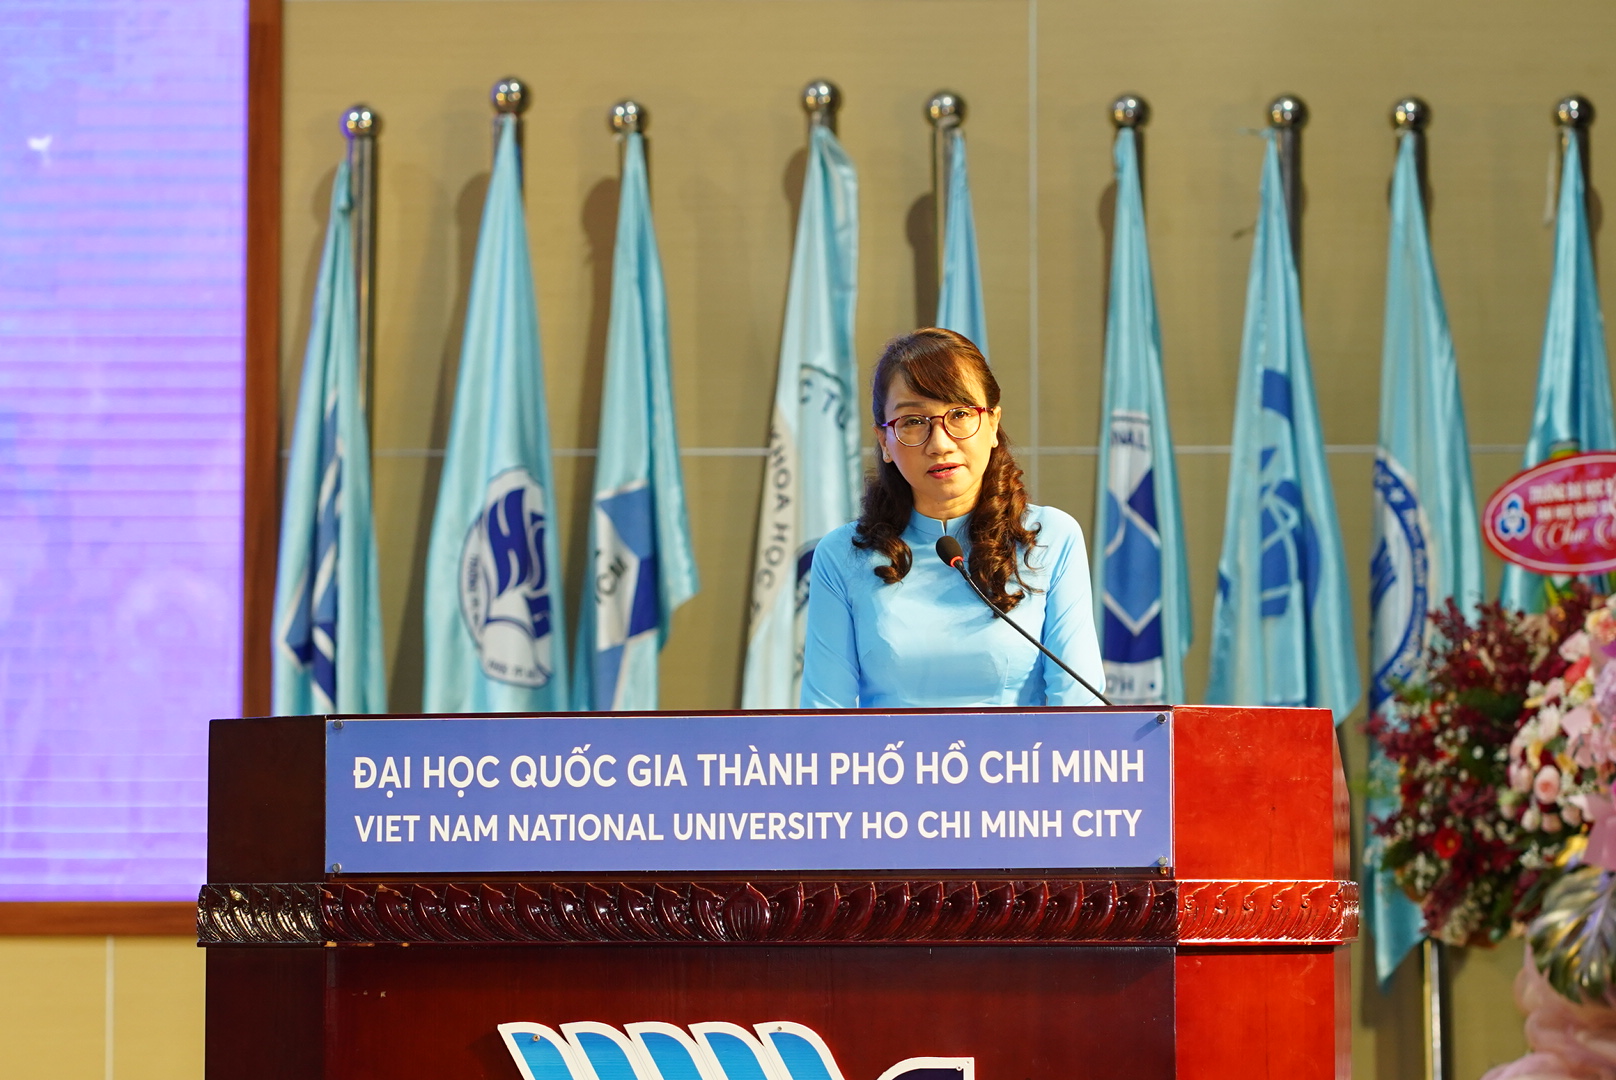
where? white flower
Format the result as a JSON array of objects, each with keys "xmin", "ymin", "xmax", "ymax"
[
  {"xmin": 1540, "ymin": 705, "xmax": 1564, "ymax": 742},
  {"xmin": 1523, "ymin": 806, "xmax": 1542, "ymax": 830}
]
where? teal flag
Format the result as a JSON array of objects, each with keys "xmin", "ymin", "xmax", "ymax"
[
  {"xmin": 935, "ymin": 126, "xmax": 987, "ymax": 355},
  {"xmin": 273, "ymin": 157, "xmax": 387, "ymax": 715},
  {"xmin": 572, "ymin": 131, "xmax": 699, "ymax": 711},
  {"xmin": 1091, "ymin": 127, "xmax": 1190, "ymax": 705},
  {"xmin": 423, "ymin": 116, "xmax": 568, "ymax": 711},
  {"xmin": 1207, "ymin": 133, "xmax": 1361, "ymax": 723},
  {"xmin": 1366, "ymin": 133, "xmax": 1487, "ymax": 983},
  {"xmin": 1499, "ymin": 135, "xmax": 1615, "ymax": 613},
  {"xmin": 742, "ymin": 123, "xmax": 859, "ymax": 708}
]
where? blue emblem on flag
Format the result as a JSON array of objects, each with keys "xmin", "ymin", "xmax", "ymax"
[
  {"xmin": 1255, "ymin": 369, "xmax": 1320, "ymax": 623},
  {"xmin": 280, "ymin": 402, "xmax": 342, "ymax": 709},
  {"xmin": 459, "ymin": 467, "xmax": 555, "ymax": 687},
  {"xmin": 590, "ymin": 481, "xmax": 659, "ymax": 708},
  {"xmin": 1101, "ymin": 411, "xmax": 1164, "ymax": 702},
  {"xmin": 498, "ymin": 1019, "xmax": 973, "ymax": 1080},
  {"xmin": 1369, "ymin": 453, "xmax": 1430, "ymax": 713}
]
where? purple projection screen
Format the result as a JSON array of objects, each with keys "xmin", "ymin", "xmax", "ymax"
[{"xmin": 0, "ymin": 2, "xmax": 245, "ymax": 899}]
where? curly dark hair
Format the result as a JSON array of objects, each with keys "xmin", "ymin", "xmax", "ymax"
[{"xmin": 853, "ymin": 328, "xmax": 1040, "ymax": 611}]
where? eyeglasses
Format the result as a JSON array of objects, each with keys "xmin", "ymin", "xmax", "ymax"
[{"xmin": 877, "ymin": 405, "xmax": 989, "ymax": 447}]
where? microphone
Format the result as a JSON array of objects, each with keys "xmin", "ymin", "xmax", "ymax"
[{"xmin": 936, "ymin": 535, "xmax": 1115, "ymax": 707}]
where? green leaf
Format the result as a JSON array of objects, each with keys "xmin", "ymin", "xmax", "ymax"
[{"xmin": 1528, "ymin": 866, "xmax": 1616, "ymax": 1002}]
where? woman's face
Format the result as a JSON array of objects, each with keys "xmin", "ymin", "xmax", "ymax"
[{"xmin": 879, "ymin": 368, "xmax": 1001, "ymax": 521}]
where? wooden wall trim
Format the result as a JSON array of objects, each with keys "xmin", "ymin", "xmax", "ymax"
[
  {"xmin": 243, "ymin": 0, "xmax": 283, "ymax": 718},
  {"xmin": 0, "ymin": 902, "xmax": 196, "ymax": 937}
]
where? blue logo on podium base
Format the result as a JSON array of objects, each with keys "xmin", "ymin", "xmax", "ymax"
[{"xmin": 499, "ymin": 1020, "xmax": 972, "ymax": 1080}]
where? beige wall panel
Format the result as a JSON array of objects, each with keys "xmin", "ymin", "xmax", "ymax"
[
  {"xmin": 111, "ymin": 939, "xmax": 205, "ymax": 1080},
  {"xmin": 0, "ymin": 937, "xmax": 203, "ymax": 1080},
  {"xmin": 1453, "ymin": 937, "xmax": 1533, "ymax": 1079},
  {"xmin": 0, "ymin": 937, "xmax": 106, "ymax": 1079}
]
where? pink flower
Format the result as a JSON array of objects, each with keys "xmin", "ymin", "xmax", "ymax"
[
  {"xmin": 1543, "ymin": 813, "xmax": 1563, "ymax": 833},
  {"xmin": 1596, "ymin": 663, "xmax": 1616, "ymax": 718},
  {"xmin": 1589, "ymin": 815, "xmax": 1616, "ymax": 872},
  {"xmin": 1563, "ymin": 630, "xmax": 1592, "ymax": 662},
  {"xmin": 1510, "ymin": 764, "xmax": 1534, "ymax": 793},
  {"xmin": 1535, "ymin": 765, "xmax": 1563, "ymax": 804},
  {"xmin": 1565, "ymin": 803, "xmax": 1584, "ymax": 827},
  {"xmin": 1564, "ymin": 705, "xmax": 1596, "ymax": 740}
]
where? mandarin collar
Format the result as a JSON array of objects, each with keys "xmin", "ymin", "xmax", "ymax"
[{"xmin": 906, "ymin": 510, "xmax": 971, "ymax": 540}]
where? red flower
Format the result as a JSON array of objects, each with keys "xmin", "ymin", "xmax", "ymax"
[
  {"xmin": 1566, "ymin": 655, "xmax": 1592, "ymax": 686},
  {"xmin": 1433, "ymin": 827, "xmax": 1462, "ymax": 859}
]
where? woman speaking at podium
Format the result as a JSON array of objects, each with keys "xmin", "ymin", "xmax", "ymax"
[{"xmin": 800, "ymin": 328, "xmax": 1106, "ymax": 709}]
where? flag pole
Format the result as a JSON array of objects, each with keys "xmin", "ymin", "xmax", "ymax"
[
  {"xmin": 1557, "ymin": 95, "xmax": 1595, "ymax": 217},
  {"xmin": 1392, "ymin": 97, "xmax": 1431, "ymax": 210},
  {"xmin": 1111, "ymin": 93, "xmax": 1150, "ymax": 200},
  {"xmin": 1267, "ymin": 94, "xmax": 1308, "ymax": 280},
  {"xmin": 341, "ymin": 105, "xmax": 378, "ymax": 423},
  {"xmin": 1390, "ymin": 93, "xmax": 1452, "ymax": 1080},
  {"xmin": 1555, "ymin": 98, "xmax": 1595, "ymax": 276},
  {"xmin": 1419, "ymin": 938, "xmax": 1451, "ymax": 1080},
  {"xmin": 927, "ymin": 90, "xmax": 965, "ymax": 297},
  {"xmin": 610, "ymin": 99, "xmax": 645, "ymax": 177},
  {"xmin": 492, "ymin": 76, "xmax": 529, "ymax": 168},
  {"xmin": 803, "ymin": 78, "xmax": 841, "ymax": 134}
]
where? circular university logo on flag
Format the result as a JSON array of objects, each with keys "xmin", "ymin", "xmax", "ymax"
[
  {"xmin": 1369, "ymin": 452, "xmax": 1430, "ymax": 714},
  {"xmin": 460, "ymin": 468, "xmax": 555, "ymax": 687}
]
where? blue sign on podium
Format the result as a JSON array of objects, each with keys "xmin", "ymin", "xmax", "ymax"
[{"xmin": 324, "ymin": 711, "xmax": 1172, "ymax": 875}]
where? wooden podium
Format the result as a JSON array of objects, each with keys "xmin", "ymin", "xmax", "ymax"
[{"xmin": 200, "ymin": 705, "xmax": 1355, "ymax": 1079}]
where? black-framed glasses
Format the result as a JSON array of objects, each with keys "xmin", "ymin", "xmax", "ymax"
[{"xmin": 877, "ymin": 405, "xmax": 989, "ymax": 447}]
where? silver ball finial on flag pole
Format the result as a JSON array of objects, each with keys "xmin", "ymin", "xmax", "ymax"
[
  {"xmin": 1557, "ymin": 95, "xmax": 1595, "ymax": 129},
  {"xmin": 610, "ymin": 100, "xmax": 645, "ymax": 135},
  {"xmin": 927, "ymin": 91, "xmax": 965, "ymax": 129},
  {"xmin": 492, "ymin": 77, "xmax": 530, "ymax": 116},
  {"xmin": 1268, "ymin": 94, "xmax": 1308, "ymax": 129},
  {"xmin": 342, "ymin": 104, "xmax": 377, "ymax": 138},
  {"xmin": 1111, "ymin": 94, "xmax": 1150, "ymax": 129},
  {"xmin": 1391, "ymin": 97, "xmax": 1430, "ymax": 132},
  {"xmin": 803, "ymin": 80, "xmax": 842, "ymax": 131}
]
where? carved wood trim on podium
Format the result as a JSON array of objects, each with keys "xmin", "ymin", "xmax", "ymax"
[{"xmin": 197, "ymin": 877, "xmax": 1356, "ymax": 947}]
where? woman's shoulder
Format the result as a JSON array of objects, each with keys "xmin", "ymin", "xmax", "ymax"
[
  {"xmin": 1023, "ymin": 503, "xmax": 1083, "ymax": 543},
  {"xmin": 812, "ymin": 520, "xmax": 866, "ymax": 567}
]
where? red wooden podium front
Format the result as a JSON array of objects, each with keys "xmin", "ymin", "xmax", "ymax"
[{"xmin": 200, "ymin": 706, "xmax": 1355, "ymax": 1079}]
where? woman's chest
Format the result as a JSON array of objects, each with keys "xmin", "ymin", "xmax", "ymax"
[{"xmin": 852, "ymin": 559, "xmax": 1047, "ymax": 701}]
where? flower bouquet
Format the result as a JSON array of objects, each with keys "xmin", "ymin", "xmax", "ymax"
[{"xmin": 1368, "ymin": 586, "xmax": 1598, "ymax": 947}]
